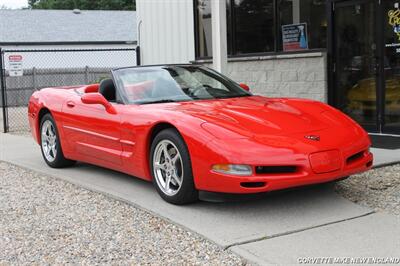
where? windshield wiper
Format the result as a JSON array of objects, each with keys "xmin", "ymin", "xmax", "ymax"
[{"xmin": 140, "ymin": 99, "xmax": 177, "ymax": 104}]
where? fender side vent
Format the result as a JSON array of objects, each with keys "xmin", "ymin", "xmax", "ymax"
[{"xmin": 255, "ymin": 166, "xmax": 297, "ymax": 175}]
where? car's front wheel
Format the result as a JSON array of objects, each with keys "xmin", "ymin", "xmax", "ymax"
[
  {"xmin": 40, "ymin": 113, "xmax": 75, "ymax": 168},
  {"xmin": 150, "ymin": 129, "xmax": 198, "ymax": 205}
]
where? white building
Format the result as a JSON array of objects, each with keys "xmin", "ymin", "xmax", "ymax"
[
  {"xmin": 0, "ymin": 9, "xmax": 138, "ymax": 68},
  {"xmin": 136, "ymin": 0, "xmax": 400, "ymax": 136},
  {"xmin": 0, "ymin": 9, "xmax": 139, "ymax": 109}
]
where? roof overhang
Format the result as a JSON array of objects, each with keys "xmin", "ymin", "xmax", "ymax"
[{"xmin": 0, "ymin": 41, "xmax": 137, "ymax": 46}]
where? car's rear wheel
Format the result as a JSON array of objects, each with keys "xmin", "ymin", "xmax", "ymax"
[
  {"xmin": 40, "ymin": 113, "xmax": 75, "ymax": 168},
  {"xmin": 150, "ymin": 129, "xmax": 198, "ymax": 205}
]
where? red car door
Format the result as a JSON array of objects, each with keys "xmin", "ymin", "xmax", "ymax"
[{"xmin": 60, "ymin": 94, "xmax": 123, "ymax": 166}]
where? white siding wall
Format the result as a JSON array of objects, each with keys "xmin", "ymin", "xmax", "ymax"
[{"xmin": 137, "ymin": 0, "xmax": 195, "ymax": 65}]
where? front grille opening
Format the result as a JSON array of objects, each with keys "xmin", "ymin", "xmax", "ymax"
[
  {"xmin": 366, "ymin": 161, "xmax": 373, "ymax": 167},
  {"xmin": 255, "ymin": 166, "xmax": 298, "ymax": 175},
  {"xmin": 240, "ymin": 182, "xmax": 266, "ymax": 188},
  {"xmin": 346, "ymin": 151, "xmax": 365, "ymax": 164}
]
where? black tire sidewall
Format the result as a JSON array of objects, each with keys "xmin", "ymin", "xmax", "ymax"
[
  {"xmin": 40, "ymin": 113, "xmax": 74, "ymax": 168},
  {"xmin": 150, "ymin": 129, "xmax": 198, "ymax": 204}
]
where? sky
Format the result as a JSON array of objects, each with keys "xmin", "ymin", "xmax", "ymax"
[{"xmin": 0, "ymin": 0, "xmax": 28, "ymax": 9}]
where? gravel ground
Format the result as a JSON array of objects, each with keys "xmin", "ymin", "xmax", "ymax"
[
  {"xmin": 0, "ymin": 162, "xmax": 247, "ymax": 265},
  {"xmin": 1, "ymin": 156, "xmax": 398, "ymax": 265},
  {"xmin": 335, "ymin": 164, "xmax": 400, "ymax": 216}
]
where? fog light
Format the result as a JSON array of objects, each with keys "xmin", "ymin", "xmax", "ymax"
[{"xmin": 212, "ymin": 164, "xmax": 253, "ymax": 176}]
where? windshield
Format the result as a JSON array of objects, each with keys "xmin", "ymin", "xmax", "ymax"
[{"xmin": 112, "ymin": 65, "xmax": 251, "ymax": 104}]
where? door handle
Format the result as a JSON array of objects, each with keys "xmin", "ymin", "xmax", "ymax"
[{"xmin": 66, "ymin": 101, "xmax": 75, "ymax": 108}]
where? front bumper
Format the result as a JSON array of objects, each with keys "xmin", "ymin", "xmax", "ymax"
[{"xmin": 193, "ymin": 142, "xmax": 373, "ymax": 194}]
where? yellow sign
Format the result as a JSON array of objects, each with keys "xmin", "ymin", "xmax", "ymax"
[{"xmin": 388, "ymin": 9, "xmax": 400, "ymax": 41}]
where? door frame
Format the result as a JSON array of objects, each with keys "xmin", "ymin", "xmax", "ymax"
[{"xmin": 328, "ymin": 0, "xmax": 386, "ymax": 133}]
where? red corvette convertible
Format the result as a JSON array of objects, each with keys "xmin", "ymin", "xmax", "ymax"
[{"xmin": 28, "ymin": 65, "xmax": 373, "ymax": 204}]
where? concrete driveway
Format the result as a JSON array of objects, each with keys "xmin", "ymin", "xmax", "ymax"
[{"xmin": 1, "ymin": 133, "xmax": 399, "ymax": 265}]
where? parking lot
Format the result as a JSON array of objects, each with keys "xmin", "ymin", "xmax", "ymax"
[{"xmin": 1, "ymin": 133, "xmax": 399, "ymax": 264}]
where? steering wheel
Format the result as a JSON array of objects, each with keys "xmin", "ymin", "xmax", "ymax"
[{"xmin": 190, "ymin": 84, "xmax": 213, "ymax": 97}]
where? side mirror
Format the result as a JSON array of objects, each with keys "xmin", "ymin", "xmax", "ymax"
[
  {"xmin": 239, "ymin": 83, "xmax": 250, "ymax": 92},
  {"xmin": 81, "ymin": 93, "xmax": 117, "ymax": 114}
]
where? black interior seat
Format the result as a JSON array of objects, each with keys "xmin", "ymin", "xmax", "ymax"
[{"xmin": 99, "ymin": 79, "xmax": 116, "ymax": 102}]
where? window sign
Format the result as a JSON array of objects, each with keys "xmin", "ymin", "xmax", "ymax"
[
  {"xmin": 282, "ymin": 23, "xmax": 309, "ymax": 52},
  {"xmin": 388, "ymin": 3, "xmax": 400, "ymax": 40},
  {"xmin": 7, "ymin": 55, "xmax": 23, "ymax": 77},
  {"xmin": 386, "ymin": 2, "xmax": 400, "ymax": 53}
]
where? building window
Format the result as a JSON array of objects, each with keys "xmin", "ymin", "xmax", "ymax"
[
  {"xmin": 196, "ymin": 0, "xmax": 212, "ymax": 57},
  {"xmin": 195, "ymin": 0, "xmax": 232, "ymax": 57},
  {"xmin": 194, "ymin": 0, "xmax": 327, "ymax": 58},
  {"xmin": 278, "ymin": 0, "xmax": 327, "ymax": 50},
  {"xmin": 234, "ymin": 0, "xmax": 275, "ymax": 54}
]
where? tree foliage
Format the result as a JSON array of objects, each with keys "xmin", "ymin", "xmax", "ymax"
[{"xmin": 29, "ymin": 0, "xmax": 135, "ymax": 11}]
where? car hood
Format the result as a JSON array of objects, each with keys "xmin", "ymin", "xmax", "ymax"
[{"xmin": 164, "ymin": 96, "xmax": 346, "ymax": 139}]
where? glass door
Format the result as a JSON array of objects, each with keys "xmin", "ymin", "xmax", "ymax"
[
  {"xmin": 333, "ymin": 0, "xmax": 378, "ymax": 131},
  {"xmin": 383, "ymin": 1, "xmax": 400, "ymax": 134}
]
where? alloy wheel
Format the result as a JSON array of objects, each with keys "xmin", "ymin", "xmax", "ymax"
[
  {"xmin": 41, "ymin": 120, "xmax": 57, "ymax": 162},
  {"xmin": 153, "ymin": 140, "xmax": 184, "ymax": 196}
]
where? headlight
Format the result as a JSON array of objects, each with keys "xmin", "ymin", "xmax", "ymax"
[{"xmin": 212, "ymin": 164, "xmax": 253, "ymax": 176}]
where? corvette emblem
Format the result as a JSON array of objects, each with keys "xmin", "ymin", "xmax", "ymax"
[{"xmin": 305, "ymin": 135, "xmax": 320, "ymax": 141}]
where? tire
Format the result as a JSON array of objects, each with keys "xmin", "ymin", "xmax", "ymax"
[
  {"xmin": 40, "ymin": 113, "xmax": 76, "ymax": 168},
  {"xmin": 150, "ymin": 128, "xmax": 198, "ymax": 205}
]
